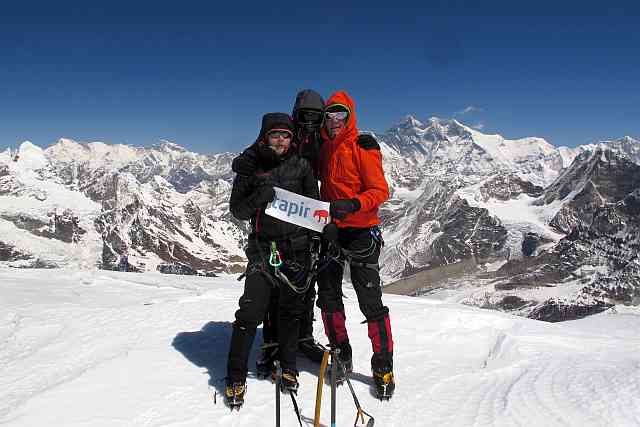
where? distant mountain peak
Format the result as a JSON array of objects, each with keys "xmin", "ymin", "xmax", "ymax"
[
  {"xmin": 396, "ymin": 115, "xmax": 424, "ymax": 129},
  {"xmin": 14, "ymin": 140, "xmax": 48, "ymax": 171},
  {"xmin": 157, "ymin": 140, "xmax": 188, "ymax": 152},
  {"xmin": 19, "ymin": 140, "xmax": 39, "ymax": 150},
  {"xmin": 57, "ymin": 137, "xmax": 79, "ymax": 146}
]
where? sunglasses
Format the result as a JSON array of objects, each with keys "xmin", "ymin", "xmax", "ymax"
[
  {"xmin": 325, "ymin": 111, "xmax": 349, "ymax": 121},
  {"xmin": 297, "ymin": 110, "xmax": 324, "ymax": 125},
  {"xmin": 267, "ymin": 130, "xmax": 292, "ymax": 140}
]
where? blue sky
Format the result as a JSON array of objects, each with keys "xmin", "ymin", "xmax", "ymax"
[{"xmin": 1, "ymin": 1, "xmax": 639, "ymax": 153}]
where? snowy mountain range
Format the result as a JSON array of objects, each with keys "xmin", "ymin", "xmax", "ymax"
[{"xmin": 1, "ymin": 118, "xmax": 638, "ymax": 321}]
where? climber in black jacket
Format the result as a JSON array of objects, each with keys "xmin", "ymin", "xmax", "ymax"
[
  {"xmin": 231, "ymin": 89, "xmax": 327, "ymax": 368},
  {"xmin": 225, "ymin": 112, "xmax": 319, "ymax": 408}
]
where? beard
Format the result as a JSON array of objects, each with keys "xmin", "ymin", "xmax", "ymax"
[{"xmin": 269, "ymin": 144, "xmax": 288, "ymax": 156}]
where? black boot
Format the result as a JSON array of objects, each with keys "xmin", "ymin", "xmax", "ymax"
[
  {"xmin": 298, "ymin": 336, "xmax": 326, "ymax": 363},
  {"xmin": 280, "ymin": 369, "xmax": 299, "ymax": 394},
  {"xmin": 371, "ymin": 352, "xmax": 394, "ymax": 400},
  {"xmin": 224, "ymin": 378, "xmax": 247, "ymax": 409},
  {"xmin": 256, "ymin": 342, "xmax": 279, "ymax": 379}
]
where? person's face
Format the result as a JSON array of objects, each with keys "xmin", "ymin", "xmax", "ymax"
[
  {"xmin": 324, "ymin": 107, "xmax": 349, "ymax": 139},
  {"xmin": 296, "ymin": 109, "xmax": 324, "ymax": 128},
  {"xmin": 267, "ymin": 130, "xmax": 292, "ymax": 156}
]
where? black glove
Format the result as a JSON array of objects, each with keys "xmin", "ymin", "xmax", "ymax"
[
  {"xmin": 322, "ymin": 222, "xmax": 339, "ymax": 243},
  {"xmin": 356, "ymin": 134, "xmax": 380, "ymax": 150},
  {"xmin": 250, "ymin": 185, "xmax": 275, "ymax": 207},
  {"xmin": 330, "ymin": 198, "xmax": 361, "ymax": 220},
  {"xmin": 254, "ymin": 173, "xmax": 275, "ymax": 187},
  {"xmin": 232, "ymin": 154, "xmax": 256, "ymax": 176}
]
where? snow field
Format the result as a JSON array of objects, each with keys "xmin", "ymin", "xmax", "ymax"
[{"xmin": 0, "ymin": 269, "xmax": 639, "ymax": 426}]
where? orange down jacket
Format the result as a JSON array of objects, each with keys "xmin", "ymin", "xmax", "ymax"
[{"xmin": 319, "ymin": 91, "xmax": 389, "ymax": 228}]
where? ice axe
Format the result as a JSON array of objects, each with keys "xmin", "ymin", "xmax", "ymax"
[{"xmin": 340, "ymin": 359, "xmax": 375, "ymax": 427}]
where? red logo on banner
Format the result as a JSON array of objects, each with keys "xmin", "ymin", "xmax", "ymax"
[{"xmin": 313, "ymin": 209, "xmax": 329, "ymax": 224}]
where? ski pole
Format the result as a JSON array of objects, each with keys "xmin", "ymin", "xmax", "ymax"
[
  {"xmin": 275, "ymin": 361, "xmax": 281, "ymax": 427},
  {"xmin": 331, "ymin": 348, "xmax": 339, "ymax": 427}
]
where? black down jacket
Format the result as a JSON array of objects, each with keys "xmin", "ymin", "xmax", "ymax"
[{"xmin": 229, "ymin": 143, "xmax": 319, "ymax": 245}]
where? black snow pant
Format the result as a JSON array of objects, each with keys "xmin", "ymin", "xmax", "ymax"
[
  {"xmin": 227, "ymin": 243, "xmax": 308, "ymax": 382},
  {"xmin": 262, "ymin": 277, "xmax": 316, "ymax": 344},
  {"xmin": 316, "ymin": 226, "xmax": 394, "ymax": 369}
]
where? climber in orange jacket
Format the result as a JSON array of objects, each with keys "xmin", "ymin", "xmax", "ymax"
[{"xmin": 317, "ymin": 90, "xmax": 395, "ymax": 399}]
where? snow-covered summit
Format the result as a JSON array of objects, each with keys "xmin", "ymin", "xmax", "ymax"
[
  {"xmin": 156, "ymin": 139, "xmax": 189, "ymax": 153},
  {"xmin": 379, "ymin": 116, "xmax": 563, "ymax": 188},
  {"xmin": 605, "ymin": 135, "xmax": 640, "ymax": 164},
  {"xmin": 14, "ymin": 141, "xmax": 48, "ymax": 172},
  {"xmin": 397, "ymin": 114, "xmax": 425, "ymax": 130},
  {"xmin": 555, "ymin": 136, "xmax": 640, "ymax": 169},
  {"xmin": 46, "ymin": 138, "xmax": 142, "ymax": 170}
]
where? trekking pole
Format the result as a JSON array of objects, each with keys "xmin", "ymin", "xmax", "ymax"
[
  {"xmin": 314, "ymin": 350, "xmax": 330, "ymax": 427},
  {"xmin": 331, "ymin": 348, "xmax": 339, "ymax": 427},
  {"xmin": 275, "ymin": 361, "xmax": 281, "ymax": 427}
]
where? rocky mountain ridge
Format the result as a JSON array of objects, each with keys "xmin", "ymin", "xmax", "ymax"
[{"xmin": 1, "ymin": 120, "xmax": 638, "ymax": 321}]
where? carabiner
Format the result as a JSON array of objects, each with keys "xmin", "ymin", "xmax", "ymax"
[{"xmin": 269, "ymin": 241, "xmax": 283, "ymax": 268}]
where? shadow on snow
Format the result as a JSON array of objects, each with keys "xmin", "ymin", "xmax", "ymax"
[
  {"xmin": 172, "ymin": 321, "xmax": 374, "ymax": 402},
  {"xmin": 172, "ymin": 321, "xmax": 259, "ymax": 398}
]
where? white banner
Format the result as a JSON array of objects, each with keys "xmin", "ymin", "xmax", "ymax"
[{"xmin": 265, "ymin": 187, "xmax": 331, "ymax": 233}]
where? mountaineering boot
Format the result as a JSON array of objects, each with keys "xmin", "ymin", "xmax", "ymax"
[
  {"xmin": 373, "ymin": 367, "xmax": 395, "ymax": 400},
  {"xmin": 256, "ymin": 342, "xmax": 279, "ymax": 379},
  {"xmin": 224, "ymin": 379, "xmax": 247, "ymax": 409},
  {"xmin": 280, "ymin": 369, "xmax": 299, "ymax": 394},
  {"xmin": 372, "ymin": 353, "xmax": 394, "ymax": 400},
  {"xmin": 298, "ymin": 336, "xmax": 326, "ymax": 363}
]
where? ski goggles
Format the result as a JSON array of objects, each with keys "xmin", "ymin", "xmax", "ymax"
[
  {"xmin": 267, "ymin": 130, "xmax": 292, "ymax": 139},
  {"xmin": 325, "ymin": 111, "xmax": 348, "ymax": 121},
  {"xmin": 325, "ymin": 103, "xmax": 350, "ymax": 121},
  {"xmin": 296, "ymin": 109, "xmax": 324, "ymax": 125}
]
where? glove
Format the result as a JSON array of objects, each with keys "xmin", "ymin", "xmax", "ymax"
[
  {"xmin": 356, "ymin": 134, "xmax": 380, "ymax": 150},
  {"xmin": 254, "ymin": 173, "xmax": 276, "ymax": 187},
  {"xmin": 250, "ymin": 185, "xmax": 275, "ymax": 207},
  {"xmin": 329, "ymin": 198, "xmax": 361, "ymax": 220},
  {"xmin": 322, "ymin": 222, "xmax": 339, "ymax": 243},
  {"xmin": 232, "ymin": 154, "xmax": 257, "ymax": 176}
]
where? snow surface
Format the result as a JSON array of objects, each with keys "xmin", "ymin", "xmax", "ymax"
[{"xmin": 1, "ymin": 269, "xmax": 639, "ymax": 427}]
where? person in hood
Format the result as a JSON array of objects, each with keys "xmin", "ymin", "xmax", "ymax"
[
  {"xmin": 290, "ymin": 88, "xmax": 325, "ymax": 176},
  {"xmin": 225, "ymin": 112, "xmax": 319, "ymax": 408},
  {"xmin": 232, "ymin": 88, "xmax": 325, "ymax": 176},
  {"xmin": 231, "ymin": 89, "xmax": 327, "ymax": 369},
  {"xmin": 317, "ymin": 91, "xmax": 396, "ymax": 399}
]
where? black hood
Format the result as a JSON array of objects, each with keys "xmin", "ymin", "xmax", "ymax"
[
  {"xmin": 292, "ymin": 89, "xmax": 325, "ymax": 114},
  {"xmin": 292, "ymin": 89, "xmax": 325, "ymax": 134},
  {"xmin": 257, "ymin": 112, "xmax": 294, "ymax": 141}
]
